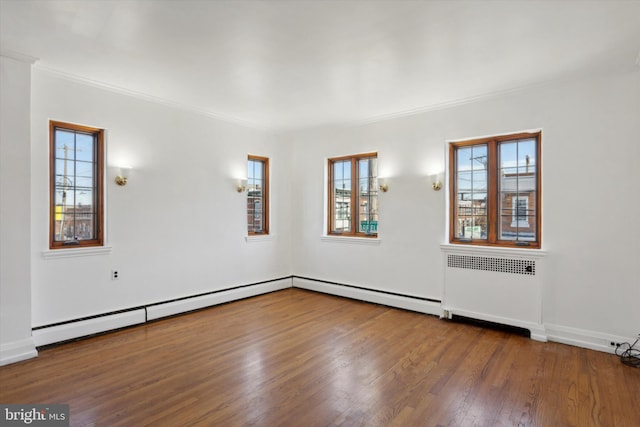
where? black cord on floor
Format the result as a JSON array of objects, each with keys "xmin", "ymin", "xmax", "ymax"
[{"xmin": 615, "ymin": 337, "xmax": 640, "ymax": 368}]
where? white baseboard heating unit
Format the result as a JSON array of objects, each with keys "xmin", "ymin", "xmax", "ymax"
[{"xmin": 440, "ymin": 245, "xmax": 548, "ymax": 341}]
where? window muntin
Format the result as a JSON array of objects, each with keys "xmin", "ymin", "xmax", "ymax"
[
  {"xmin": 50, "ymin": 121, "xmax": 104, "ymax": 249},
  {"xmin": 247, "ymin": 155, "xmax": 269, "ymax": 235},
  {"xmin": 328, "ymin": 153, "xmax": 378, "ymax": 237},
  {"xmin": 450, "ymin": 132, "xmax": 541, "ymax": 248}
]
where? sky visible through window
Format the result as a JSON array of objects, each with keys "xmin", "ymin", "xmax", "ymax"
[{"xmin": 54, "ymin": 129, "xmax": 95, "ymax": 208}]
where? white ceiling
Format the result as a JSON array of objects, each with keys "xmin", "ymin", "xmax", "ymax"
[{"xmin": 1, "ymin": 0, "xmax": 639, "ymax": 131}]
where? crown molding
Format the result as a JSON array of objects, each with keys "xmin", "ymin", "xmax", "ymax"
[
  {"xmin": 33, "ymin": 65, "xmax": 270, "ymax": 132},
  {"xmin": 0, "ymin": 50, "xmax": 39, "ymax": 64},
  {"xmin": 349, "ymin": 63, "xmax": 640, "ymax": 129},
  {"xmin": 29, "ymin": 53, "xmax": 639, "ymax": 134}
]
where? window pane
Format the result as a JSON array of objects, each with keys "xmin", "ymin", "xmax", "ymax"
[
  {"xmin": 74, "ymin": 188, "xmax": 94, "ymax": 210},
  {"xmin": 332, "ymin": 160, "xmax": 351, "ymax": 232},
  {"xmin": 75, "ymin": 175, "xmax": 94, "ymax": 192},
  {"xmin": 75, "ymin": 133, "xmax": 94, "ymax": 162},
  {"xmin": 73, "ymin": 210, "xmax": 95, "ymax": 240},
  {"xmin": 455, "ymin": 144, "xmax": 488, "ymax": 240},
  {"xmin": 248, "ymin": 160, "xmax": 262, "ymax": 181},
  {"xmin": 55, "ymin": 130, "xmax": 74, "ymax": 151},
  {"xmin": 248, "ymin": 196, "xmax": 262, "ymax": 232},
  {"xmin": 455, "ymin": 192, "xmax": 487, "ymax": 239},
  {"xmin": 357, "ymin": 157, "xmax": 378, "ymax": 234},
  {"xmin": 55, "ymin": 159, "xmax": 75, "ymax": 186},
  {"xmin": 499, "ymin": 139, "xmax": 537, "ymax": 242}
]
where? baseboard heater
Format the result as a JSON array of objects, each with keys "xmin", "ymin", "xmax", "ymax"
[
  {"xmin": 292, "ymin": 276, "xmax": 442, "ymax": 316},
  {"xmin": 440, "ymin": 245, "xmax": 548, "ymax": 341},
  {"xmin": 32, "ymin": 277, "xmax": 293, "ymax": 347}
]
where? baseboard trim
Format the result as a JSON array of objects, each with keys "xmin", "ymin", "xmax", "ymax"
[
  {"xmin": 20, "ymin": 275, "xmax": 635, "ymax": 361},
  {"xmin": 292, "ymin": 276, "xmax": 442, "ymax": 316},
  {"xmin": 33, "ymin": 310, "xmax": 146, "ymax": 347},
  {"xmin": 545, "ymin": 323, "xmax": 636, "ymax": 355},
  {"xmin": 147, "ymin": 278, "xmax": 292, "ymax": 320},
  {"xmin": 0, "ymin": 337, "xmax": 38, "ymax": 366},
  {"xmin": 32, "ymin": 277, "xmax": 293, "ymax": 348}
]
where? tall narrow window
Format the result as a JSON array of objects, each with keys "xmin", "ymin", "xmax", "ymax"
[
  {"xmin": 328, "ymin": 153, "xmax": 378, "ymax": 237},
  {"xmin": 50, "ymin": 121, "xmax": 104, "ymax": 249},
  {"xmin": 450, "ymin": 131, "xmax": 541, "ymax": 248},
  {"xmin": 247, "ymin": 155, "xmax": 269, "ymax": 235}
]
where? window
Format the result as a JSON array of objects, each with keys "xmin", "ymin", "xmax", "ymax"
[
  {"xmin": 50, "ymin": 121, "xmax": 104, "ymax": 249},
  {"xmin": 449, "ymin": 131, "xmax": 541, "ymax": 248},
  {"xmin": 247, "ymin": 155, "xmax": 269, "ymax": 234},
  {"xmin": 512, "ymin": 196, "xmax": 529, "ymax": 228},
  {"xmin": 328, "ymin": 153, "xmax": 378, "ymax": 237}
]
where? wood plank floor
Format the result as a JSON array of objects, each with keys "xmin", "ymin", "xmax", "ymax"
[{"xmin": 1, "ymin": 288, "xmax": 639, "ymax": 426}]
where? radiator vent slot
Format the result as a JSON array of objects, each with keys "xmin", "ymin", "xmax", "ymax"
[{"xmin": 447, "ymin": 254, "xmax": 535, "ymax": 276}]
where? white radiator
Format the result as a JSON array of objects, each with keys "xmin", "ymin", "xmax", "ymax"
[{"xmin": 440, "ymin": 245, "xmax": 547, "ymax": 341}]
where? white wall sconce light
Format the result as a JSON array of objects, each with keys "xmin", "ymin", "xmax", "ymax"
[
  {"xmin": 115, "ymin": 167, "xmax": 131, "ymax": 186},
  {"xmin": 236, "ymin": 179, "xmax": 248, "ymax": 193},
  {"xmin": 378, "ymin": 178, "xmax": 389, "ymax": 192}
]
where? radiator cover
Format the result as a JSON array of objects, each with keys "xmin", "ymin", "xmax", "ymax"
[
  {"xmin": 440, "ymin": 245, "xmax": 547, "ymax": 341},
  {"xmin": 447, "ymin": 254, "xmax": 536, "ymax": 275}
]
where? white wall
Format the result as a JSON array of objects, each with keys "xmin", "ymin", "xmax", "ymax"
[
  {"xmin": 30, "ymin": 70, "xmax": 292, "ymax": 328},
  {"xmin": 290, "ymin": 69, "xmax": 640, "ymax": 343},
  {"xmin": 0, "ymin": 54, "xmax": 37, "ymax": 365}
]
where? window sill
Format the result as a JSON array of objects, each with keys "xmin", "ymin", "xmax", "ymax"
[
  {"xmin": 245, "ymin": 235, "xmax": 273, "ymax": 243},
  {"xmin": 440, "ymin": 244, "xmax": 547, "ymax": 259},
  {"xmin": 42, "ymin": 246, "xmax": 113, "ymax": 260},
  {"xmin": 321, "ymin": 235, "xmax": 381, "ymax": 246}
]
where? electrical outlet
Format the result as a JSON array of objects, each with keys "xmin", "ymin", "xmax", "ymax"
[
  {"xmin": 111, "ymin": 270, "xmax": 119, "ymax": 280},
  {"xmin": 610, "ymin": 341, "xmax": 622, "ymax": 348}
]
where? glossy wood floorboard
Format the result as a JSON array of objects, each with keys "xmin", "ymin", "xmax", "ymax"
[{"xmin": 1, "ymin": 289, "xmax": 639, "ymax": 426}]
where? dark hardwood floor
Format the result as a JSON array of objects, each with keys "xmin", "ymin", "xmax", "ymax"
[{"xmin": 1, "ymin": 288, "xmax": 638, "ymax": 426}]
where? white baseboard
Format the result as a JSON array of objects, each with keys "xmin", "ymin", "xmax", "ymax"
[
  {"xmin": 545, "ymin": 323, "xmax": 636, "ymax": 354},
  {"xmin": 31, "ymin": 279, "xmax": 293, "ymax": 349},
  {"xmin": 18, "ymin": 276, "xmax": 633, "ymax": 366},
  {"xmin": 146, "ymin": 278, "xmax": 293, "ymax": 320},
  {"xmin": 0, "ymin": 337, "xmax": 38, "ymax": 366},
  {"xmin": 292, "ymin": 279, "xmax": 633, "ymax": 354},
  {"xmin": 292, "ymin": 277, "xmax": 441, "ymax": 316},
  {"xmin": 32, "ymin": 310, "xmax": 146, "ymax": 347}
]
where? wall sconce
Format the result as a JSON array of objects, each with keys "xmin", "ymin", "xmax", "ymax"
[
  {"xmin": 378, "ymin": 178, "xmax": 389, "ymax": 192},
  {"xmin": 236, "ymin": 179, "xmax": 248, "ymax": 193},
  {"xmin": 431, "ymin": 173, "xmax": 443, "ymax": 191},
  {"xmin": 115, "ymin": 167, "xmax": 131, "ymax": 186}
]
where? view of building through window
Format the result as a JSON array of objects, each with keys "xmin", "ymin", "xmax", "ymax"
[
  {"xmin": 329, "ymin": 153, "xmax": 378, "ymax": 237},
  {"xmin": 451, "ymin": 132, "xmax": 540, "ymax": 248},
  {"xmin": 247, "ymin": 155, "xmax": 269, "ymax": 234},
  {"xmin": 499, "ymin": 140, "xmax": 537, "ymax": 241}
]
